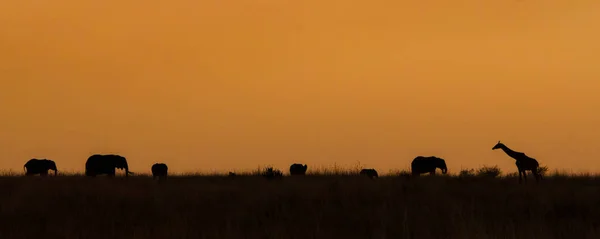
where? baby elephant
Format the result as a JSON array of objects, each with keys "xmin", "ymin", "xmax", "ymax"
[{"xmin": 151, "ymin": 163, "xmax": 168, "ymax": 180}]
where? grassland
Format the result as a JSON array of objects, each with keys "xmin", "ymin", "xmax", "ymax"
[{"xmin": 1, "ymin": 167, "xmax": 599, "ymax": 239}]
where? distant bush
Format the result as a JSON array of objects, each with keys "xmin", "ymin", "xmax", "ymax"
[
  {"xmin": 398, "ymin": 170, "xmax": 412, "ymax": 178},
  {"xmin": 387, "ymin": 169, "xmax": 411, "ymax": 176},
  {"xmin": 458, "ymin": 168, "xmax": 476, "ymax": 178},
  {"xmin": 477, "ymin": 165, "xmax": 502, "ymax": 178},
  {"xmin": 538, "ymin": 165, "xmax": 549, "ymax": 176},
  {"xmin": 261, "ymin": 166, "xmax": 283, "ymax": 179},
  {"xmin": 305, "ymin": 162, "xmax": 364, "ymax": 176}
]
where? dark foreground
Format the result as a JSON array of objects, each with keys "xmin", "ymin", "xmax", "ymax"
[{"xmin": 0, "ymin": 175, "xmax": 599, "ymax": 239}]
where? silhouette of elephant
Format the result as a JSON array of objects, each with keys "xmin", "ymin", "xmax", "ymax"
[
  {"xmin": 289, "ymin": 163, "xmax": 308, "ymax": 175},
  {"xmin": 85, "ymin": 154, "xmax": 131, "ymax": 177},
  {"xmin": 360, "ymin": 168, "xmax": 378, "ymax": 179},
  {"xmin": 151, "ymin": 163, "xmax": 168, "ymax": 180},
  {"xmin": 411, "ymin": 156, "xmax": 447, "ymax": 176},
  {"xmin": 24, "ymin": 159, "xmax": 57, "ymax": 176}
]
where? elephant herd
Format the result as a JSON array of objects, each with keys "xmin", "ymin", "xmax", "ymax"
[
  {"xmin": 23, "ymin": 154, "xmax": 168, "ymax": 180},
  {"xmin": 22, "ymin": 155, "xmax": 448, "ymax": 179}
]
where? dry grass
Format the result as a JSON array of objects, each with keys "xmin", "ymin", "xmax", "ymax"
[{"xmin": 1, "ymin": 168, "xmax": 600, "ymax": 239}]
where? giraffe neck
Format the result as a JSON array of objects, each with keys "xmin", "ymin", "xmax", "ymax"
[{"xmin": 499, "ymin": 145, "xmax": 523, "ymax": 161}]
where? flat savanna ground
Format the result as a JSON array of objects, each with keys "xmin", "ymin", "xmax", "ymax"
[{"xmin": 1, "ymin": 173, "xmax": 599, "ymax": 239}]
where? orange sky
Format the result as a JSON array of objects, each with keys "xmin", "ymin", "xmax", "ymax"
[{"xmin": 1, "ymin": 0, "xmax": 599, "ymax": 174}]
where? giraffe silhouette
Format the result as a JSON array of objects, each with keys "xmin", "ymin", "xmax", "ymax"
[{"xmin": 492, "ymin": 141, "xmax": 542, "ymax": 183}]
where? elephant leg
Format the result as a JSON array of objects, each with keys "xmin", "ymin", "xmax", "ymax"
[{"xmin": 108, "ymin": 169, "xmax": 116, "ymax": 177}]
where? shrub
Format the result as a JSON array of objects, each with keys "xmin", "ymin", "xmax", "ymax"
[
  {"xmin": 458, "ymin": 168, "xmax": 476, "ymax": 178},
  {"xmin": 477, "ymin": 165, "xmax": 502, "ymax": 178},
  {"xmin": 261, "ymin": 166, "xmax": 283, "ymax": 179},
  {"xmin": 538, "ymin": 165, "xmax": 549, "ymax": 176},
  {"xmin": 398, "ymin": 170, "xmax": 411, "ymax": 176}
]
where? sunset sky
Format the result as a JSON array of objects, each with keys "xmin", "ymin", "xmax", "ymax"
[{"xmin": 1, "ymin": 0, "xmax": 599, "ymax": 174}]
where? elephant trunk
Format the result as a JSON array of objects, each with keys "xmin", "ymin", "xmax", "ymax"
[
  {"xmin": 440, "ymin": 161, "xmax": 448, "ymax": 174},
  {"xmin": 119, "ymin": 158, "xmax": 130, "ymax": 177},
  {"xmin": 50, "ymin": 163, "xmax": 58, "ymax": 176}
]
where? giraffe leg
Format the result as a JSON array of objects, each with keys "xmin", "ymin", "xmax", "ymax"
[
  {"xmin": 523, "ymin": 170, "xmax": 528, "ymax": 183},
  {"xmin": 518, "ymin": 170, "xmax": 523, "ymax": 183}
]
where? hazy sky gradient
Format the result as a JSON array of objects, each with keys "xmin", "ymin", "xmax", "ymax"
[{"xmin": 1, "ymin": 0, "xmax": 599, "ymax": 174}]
